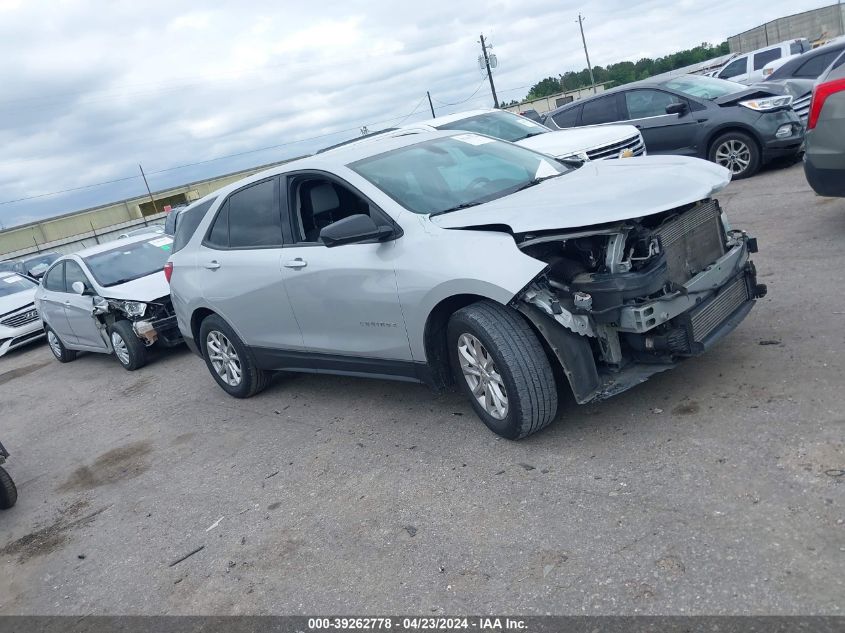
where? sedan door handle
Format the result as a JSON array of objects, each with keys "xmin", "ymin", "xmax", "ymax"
[
  {"xmin": 204, "ymin": 261, "xmax": 221, "ymax": 270},
  {"xmin": 284, "ymin": 258, "xmax": 307, "ymax": 269}
]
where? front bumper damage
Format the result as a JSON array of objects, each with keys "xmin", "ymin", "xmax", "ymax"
[
  {"xmin": 94, "ymin": 297, "xmax": 183, "ymax": 351},
  {"xmin": 515, "ymin": 201, "xmax": 765, "ymax": 405}
]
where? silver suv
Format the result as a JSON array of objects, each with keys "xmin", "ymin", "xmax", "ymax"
[{"xmin": 168, "ymin": 131, "xmax": 765, "ymax": 440}]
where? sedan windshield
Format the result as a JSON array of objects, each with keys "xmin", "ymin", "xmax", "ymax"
[
  {"xmin": 434, "ymin": 111, "xmax": 550, "ymax": 142},
  {"xmin": 83, "ymin": 236, "xmax": 173, "ymax": 287},
  {"xmin": 663, "ymin": 75, "xmax": 747, "ymax": 99},
  {"xmin": 349, "ymin": 135, "xmax": 570, "ymax": 215},
  {"xmin": 0, "ymin": 273, "xmax": 36, "ymax": 297}
]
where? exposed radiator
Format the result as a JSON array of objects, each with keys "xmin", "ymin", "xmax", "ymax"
[
  {"xmin": 689, "ymin": 275, "xmax": 749, "ymax": 342},
  {"xmin": 654, "ymin": 201, "xmax": 725, "ymax": 285}
]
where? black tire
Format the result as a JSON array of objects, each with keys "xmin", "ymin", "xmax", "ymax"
[
  {"xmin": 45, "ymin": 325, "xmax": 77, "ymax": 363},
  {"xmin": 708, "ymin": 131, "xmax": 761, "ymax": 179},
  {"xmin": 447, "ymin": 300, "xmax": 558, "ymax": 440},
  {"xmin": 108, "ymin": 320, "xmax": 147, "ymax": 371},
  {"xmin": 199, "ymin": 314, "xmax": 271, "ymax": 398},
  {"xmin": 0, "ymin": 466, "xmax": 17, "ymax": 510}
]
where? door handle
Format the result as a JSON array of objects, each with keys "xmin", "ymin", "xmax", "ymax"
[
  {"xmin": 284, "ymin": 258, "xmax": 307, "ymax": 269},
  {"xmin": 204, "ymin": 261, "xmax": 221, "ymax": 270}
]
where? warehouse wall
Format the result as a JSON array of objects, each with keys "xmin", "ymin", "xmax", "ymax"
[{"xmin": 729, "ymin": 4, "xmax": 845, "ymax": 52}]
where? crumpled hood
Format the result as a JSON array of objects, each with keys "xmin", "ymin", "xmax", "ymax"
[
  {"xmin": 0, "ymin": 287, "xmax": 37, "ymax": 316},
  {"xmin": 431, "ymin": 155, "xmax": 731, "ymax": 234},
  {"xmin": 100, "ymin": 271, "xmax": 170, "ymax": 302},
  {"xmin": 516, "ymin": 125, "xmax": 640, "ymax": 157}
]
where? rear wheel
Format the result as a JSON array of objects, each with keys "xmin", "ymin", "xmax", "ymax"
[
  {"xmin": 199, "ymin": 314, "xmax": 271, "ymax": 398},
  {"xmin": 447, "ymin": 300, "xmax": 558, "ymax": 440},
  {"xmin": 708, "ymin": 131, "xmax": 760, "ymax": 179},
  {"xmin": 46, "ymin": 326, "xmax": 77, "ymax": 363},
  {"xmin": 0, "ymin": 466, "xmax": 17, "ymax": 510},
  {"xmin": 109, "ymin": 320, "xmax": 147, "ymax": 371}
]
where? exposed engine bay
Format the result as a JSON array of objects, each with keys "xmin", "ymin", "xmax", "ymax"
[{"xmin": 513, "ymin": 198, "xmax": 767, "ymax": 403}]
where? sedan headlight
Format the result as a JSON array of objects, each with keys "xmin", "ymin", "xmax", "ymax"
[
  {"xmin": 738, "ymin": 95, "xmax": 793, "ymax": 111},
  {"xmin": 111, "ymin": 300, "xmax": 147, "ymax": 317}
]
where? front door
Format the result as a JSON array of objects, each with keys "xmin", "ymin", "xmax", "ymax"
[
  {"xmin": 62, "ymin": 260, "xmax": 108, "ymax": 350},
  {"xmin": 281, "ymin": 175, "xmax": 411, "ymax": 360},
  {"xmin": 622, "ymin": 89, "xmax": 700, "ymax": 155}
]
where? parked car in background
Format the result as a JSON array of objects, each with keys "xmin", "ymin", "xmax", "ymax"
[
  {"xmin": 0, "ymin": 440, "xmax": 16, "ymax": 510},
  {"xmin": 118, "ymin": 224, "xmax": 165, "ymax": 239},
  {"xmin": 402, "ymin": 109, "xmax": 645, "ymax": 161},
  {"xmin": 35, "ymin": 234, "xmax": 182, "ymax": 370},
  {"xmin": 0, "ymin": 260, "xmax": 18, "ymax": 274},
  {"xmin": 518, "ymin": 109, "xmax": 544, "ymax": 123},
  {"xmin": 13, "ymin": 252, "xmax": 61, "ymax": 279},
  {"xmin": 168, "ymin": 131, "xmax": 764, "ymax": 440},
  {"xmin": 0, "ymin": 271, "xmax": 44, "ymax": 357},
  {"xmin": 804, "ymin": 51, "xmax": 845, "ymax": 197},
  {"xmin": 163, "ymin": 205, "xmax": 188, "ymax": 236},
  {"xmin": 543, "ymin": 74, "xmax": 803, "ymax": 178},
  {"xmin": 714, "ymin": 39, "xmax": 810, "ymax": 84}
]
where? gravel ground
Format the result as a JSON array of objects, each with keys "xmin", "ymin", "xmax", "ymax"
[{"xmin": 0, "ymin": 161, "xmax": 843, "ymax": 615}]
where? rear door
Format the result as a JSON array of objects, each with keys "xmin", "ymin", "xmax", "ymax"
[
  {"xmin": 621, "ymin": 89, "xmax": 699, "ymax": 155},
  {"xmin": 62, "ymin": 260, "xmax": 107, "ymax": 350},
  {"xmin": 196, "ymin": 177, "xmax": 304, "ymax": 351},
  {"xmin": 578, "ymin": 94, "xmax": 625, "ymax": 127},
  {"xmin": 39, "ymin": 262, "xmax": 76, "ymax": 342}
]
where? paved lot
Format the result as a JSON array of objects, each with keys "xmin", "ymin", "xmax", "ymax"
[{"xmin": 0, "ymin": 162, "xmax": 843, "ymax": 615}]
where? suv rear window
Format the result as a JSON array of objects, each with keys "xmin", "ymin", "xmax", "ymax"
[{"xmin": 173, "ymin": 198, "xmax": 216, "ymax": 253}]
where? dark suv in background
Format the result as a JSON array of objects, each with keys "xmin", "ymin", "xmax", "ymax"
[{"xmin": 543, "ymin": 74, "xmax": 803, "ymax": 178}]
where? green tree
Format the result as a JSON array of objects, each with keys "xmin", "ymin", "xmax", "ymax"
[{"xmin": 526, "ymin": 77, "xmax": 562, "ymax": 100}]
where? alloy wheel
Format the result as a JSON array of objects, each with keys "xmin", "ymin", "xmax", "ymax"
[
  {"xmin": 111, "ymin": 332, "xmax": 130, "ymax": 366},
  {"xmin": 714, "ymin": 139, "xmax": 751, "ymax": 175},
  {"xmin": 457, "ymin": 332, "xmax": 508, "ymax": 420},
  {"xmin": 47, "ymin": 330, "xmax": 63, "ymax": 359},
  {"xmin": 206, "ymin": 330, "xmax": 242, "ymax": 387}
]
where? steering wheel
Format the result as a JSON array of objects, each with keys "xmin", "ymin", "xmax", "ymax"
[{"xmin": 466, "ymin": 177, "xmax": 491, "ymax": 191}]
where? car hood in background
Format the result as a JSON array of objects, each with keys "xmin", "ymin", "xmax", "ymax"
[
  {"xmin": 713, "ymin": 85, "xmax": 785, "ymax": 105},
  {"xmin": 0, "ymin": 287, "xmax": 37, "ymax": 316},
  {"xmin": 431, "ymin": 155, "xmax": 731, "ymax": 234},
  {"xmin": 100, "ymin": 271, "xmax": 170, "ymax": 302},
  {"xmin": 516, "ymin": 125, "xmax": 640, "ymax": 157}
]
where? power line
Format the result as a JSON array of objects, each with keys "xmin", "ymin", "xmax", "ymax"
[
  {"xmin": 0, "ymin": 95, "xmax": 446, "ymax": 207},
  {"xmin": 430, "ymin": 78, "xmax": 487, "ymax": 107}
]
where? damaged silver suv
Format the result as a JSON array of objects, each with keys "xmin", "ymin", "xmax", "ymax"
[{"xmin": 168, "ymin": 131, "xmax": 765, "ymax": 439}]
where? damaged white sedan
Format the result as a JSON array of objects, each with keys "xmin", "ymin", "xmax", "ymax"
[
  {"xmin": 35, "ymin": 235, "xmax": 182, "ymax": 370},
  {"xmin": 169, "ymin": 131, "xmax": 765, "ymax": 440}
]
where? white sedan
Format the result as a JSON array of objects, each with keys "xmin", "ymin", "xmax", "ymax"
[{"xmin": 0, "ymin": 272, "xmax": 44, "ymax": 357}]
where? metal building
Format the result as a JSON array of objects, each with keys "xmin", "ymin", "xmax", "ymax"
[{"xmin": 729, "ymin": 3, "xmax": 845, "ymax": 53}]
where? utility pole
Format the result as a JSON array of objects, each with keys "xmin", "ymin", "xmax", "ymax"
[
  {"xmin": 576, "ymin": 14, "xmax": 597, "ymax": 94},
  {"xmin": 479, "ymin": 34, "xmax": 499, "ymax": 108},
  {"xmin": 138, "ymin": 164, "xmax": 159, "ymax": 215},
  {"xmin": 426, "ymin": 91, "xmax": 435, "ymax": 118}
]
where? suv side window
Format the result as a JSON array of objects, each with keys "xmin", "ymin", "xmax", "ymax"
[
  {"xmin": 552, "ymin": 105, "xmax": 581, "ymax": 128},
  {"xmin": 754, "ymin": 48, "xmax": 781, "ymax": 70},
  {"xmin": 174, "ymin": 197, "xmax": 216, "ymax": 253},
  {"xmin": 43, "ymin": 262, "xmax": 65, "ymax": 292},
  {"xmin": 288, "ymin": 177, "xmax": 383, "ymax": 245},
  {"xmin": 719, "ymin": 57, "xmax": 748, "ymax": 79},
  {"xmin": 580, "ymin": 95, "xmax": 622, "ymax": 125},
  {"xmin": 623, "ymin": 89, "xmax": 682, "ymax": 119},
  {"xmin": 64, "ymin": 261, "xmax": 93, "ymax": 293},
  {"xmin": 204, "ymin": 179, "xmax": 281, "ymax": 249},
  {"xmin": 794, "ymin": 50, "xmax": 839, "ymax": 78}
]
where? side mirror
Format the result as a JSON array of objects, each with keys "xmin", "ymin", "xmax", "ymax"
[
  {"xmin": 665, "ymin": 102, "xmax": 688, "ymax": 116},
  {"xmin": 320, "ymin": 214, "xmax": 394, "ymax": 248},
  {"xmin": 71, "ymin": 281, "xmax": 86, "ymax": 295}
]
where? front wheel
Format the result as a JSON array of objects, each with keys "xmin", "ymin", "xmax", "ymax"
[
  {"xmin": 0, "ymin": 466, "xmax": 17, "ymax": 509},
  {"xmin": 708, "ymin": 132, "xmax": 760, "ymax": 179},
  {"xmin": 199, "ymin": 314, "xmax": 271, "ymax": 398},
  {"xmin": 109, "ymin": 320, "xmax": 147, "ymax": 371},
  {"xmin": 447, "ymin": 300, "xmax": 558, "ymax": 440}
]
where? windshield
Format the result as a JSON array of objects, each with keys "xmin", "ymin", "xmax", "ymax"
[
  {"xmin": 83, "ymin": 236, "xmax": 173, "ymax": 287},
  {"xmin": 0, "ymin": 273, "xmax": 36, "ymax": 297},
  {"xmin": 434, "ymin": 111, "xmax": 549, "ymax": 142},
  {"xmin": 349, "ymin": 135, "xmax": 570, "ymax": 215},
  {"xmin": 663, "ymin": 75, "xmax": 747, "ymax": 99}
]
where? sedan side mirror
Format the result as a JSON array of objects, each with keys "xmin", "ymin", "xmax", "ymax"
[
  {"xmin": 665, "ymin": 102, "xmax": 688, "ymax": 116},
  {"xmin": 71, "ymin": 281, "xmax": 86, "ymax": 295},
  {"xmin": 320, "ymin": 214, "xmax": 394, "ymax": 248}
]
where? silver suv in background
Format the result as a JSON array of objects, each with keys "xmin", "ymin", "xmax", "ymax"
[
  {"xmin": 804, "ymin": 51, "xmax": 845, "ymax": 197},
  {"xmin": 168, "ymin": 131, "xmax": 764, "ymax": 440}
]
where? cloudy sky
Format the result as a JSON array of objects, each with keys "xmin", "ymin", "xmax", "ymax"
[{"xmin": 0, "ymin": 0, "xmax": 832, "ymax": 228}]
